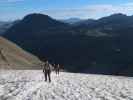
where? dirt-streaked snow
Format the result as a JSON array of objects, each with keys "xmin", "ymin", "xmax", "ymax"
[{"xmin": 0, "ymin": 70, "xmax": 133, "ymax": 100}]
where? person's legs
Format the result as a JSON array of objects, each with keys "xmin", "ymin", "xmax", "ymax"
[
  {"xmin": 45, "ymin": 71, "xmax": 47, "ymax": 81},
  {"xmin": 57, "ymin": 69, "xmax": 59, "ymax": 75},
  {"xmin": 48, "ymin": 70, "xmax": 51, "ymax": 82}
]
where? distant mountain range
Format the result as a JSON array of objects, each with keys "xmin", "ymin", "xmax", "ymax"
[
  {"xmin": 0, "ymin": 21, "xmax": 14, "ymax": 35},
  {"xmin": 3, "ymin": 13, "xmax": 133, "ymax": 76},
  {"xmin": 60, "ymin": 18, "xmax": 83, "ymax": 24}
]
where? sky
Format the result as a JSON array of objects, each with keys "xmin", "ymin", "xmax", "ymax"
[{"xmin": 1, "ymin": 0, "xmax": 133, "ymax": 21}]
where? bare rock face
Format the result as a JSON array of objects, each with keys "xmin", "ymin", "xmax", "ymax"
[{"xmin": 0, "ymin": 37, "xmax": 42, "ymax": 69}]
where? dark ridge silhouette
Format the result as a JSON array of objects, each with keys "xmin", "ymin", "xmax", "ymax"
[{"xmin": 3, "ymin": 13, "xmax": 133, "ymax": 76}]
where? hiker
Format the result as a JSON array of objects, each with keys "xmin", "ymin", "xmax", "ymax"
[
  {"xmin": 55, "ymin": 64, "xmax": 60, "ymax": 75},
  {"xmin": 43, "ymin": 61, "xmax": 52, "ymax": 82},
  {"xmin": 53, "ymin": 64, "xmax": 57, "ymax": 74},
  {"xmin": 57, "ymin": 64, "xmax": 60, "ymax": 75},
  {"xmin": 53, "ymin": 64, "xmax": 56, "ymax": 69}
]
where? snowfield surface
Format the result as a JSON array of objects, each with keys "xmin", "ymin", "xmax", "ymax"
[{"xmin": 0, "ymin": 70, "xmax": 133, "ymax": 100}]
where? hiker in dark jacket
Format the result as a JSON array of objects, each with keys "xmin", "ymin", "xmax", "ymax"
[
  {"xmin": 55, "ymin": 64, "xmax": 60, "ymax": 75},
  {"xmin": 57, "ymin": 64, "xmax": 60, "ymax": 75},
  {"xmin": 43, "ymin": 61, "xmax": 52, "ymax": 82},
  {"xmin": 53, "ymin": 64, "xmax": 56, "ymax": 70},
  {"xmin": 53, "ymin": 64, "xmax": 57, "ymax": 74}
]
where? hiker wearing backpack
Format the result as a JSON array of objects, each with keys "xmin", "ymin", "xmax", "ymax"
[{"xmin": 43, "ymin": 61, "xmax": 52, "ymax": 82}]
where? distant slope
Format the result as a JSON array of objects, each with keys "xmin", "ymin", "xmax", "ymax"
[{"xmin": 0, "ymin": 37, "xmax": 42, "ymax": 69}]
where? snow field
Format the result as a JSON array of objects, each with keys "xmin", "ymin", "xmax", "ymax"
[{"xmin": 0, "ymin": 70, "xmax": 133, "ymax": 100}]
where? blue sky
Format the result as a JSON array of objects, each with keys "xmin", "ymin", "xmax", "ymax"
[{"xmin": 1, "ymin": 0, "xmax": 133, "ymax": 21}]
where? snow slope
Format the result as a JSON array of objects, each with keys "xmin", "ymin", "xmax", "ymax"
[{"xmin": 0, "ymin": 70, "xmax": 133, "ymax": 100}]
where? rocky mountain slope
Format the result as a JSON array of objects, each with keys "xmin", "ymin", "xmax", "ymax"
[{"xmin": 0, "ymin": 37, "xmax": 41, "ymax": 69}]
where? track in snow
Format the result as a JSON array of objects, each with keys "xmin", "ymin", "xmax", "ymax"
[{"xmin": 0, "ymin": 70, "xmax": 133, "ymax": 100}]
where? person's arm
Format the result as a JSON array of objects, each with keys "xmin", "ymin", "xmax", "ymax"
[
  {"xmin": 43, "ymin": 66, "xmax": 44, "ymax": 73},
  {"xmin": 43, "ymin": 64, "xmax": 45, "ymax": 73}
]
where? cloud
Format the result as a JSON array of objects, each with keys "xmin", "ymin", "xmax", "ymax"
[
  {"xmin": 85, "ymin": 3, "xmax": 133, "ymax": 15},
  {"xmin": 41, "ymin": 2, "xmax": 133, "ymax": 19}
]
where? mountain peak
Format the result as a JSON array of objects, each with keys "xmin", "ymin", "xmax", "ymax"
[
  {"xmin": 5, "ymin": 13, "xmax": 68, "ymax": 35},
  {"xmin": 23, "ymin": 13, "xmax": 51, "ymax": 21},
  {"xmin": 99, "ymin": 13, "xmax": 127, "ymax": 20},
  {"xmin": 109, "ymin": 13, "xmax": 127, "ymax": 18}
]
